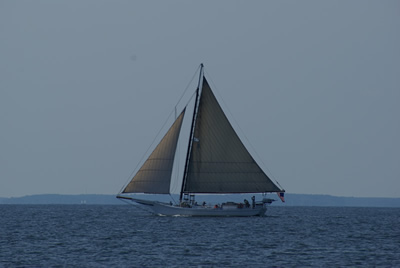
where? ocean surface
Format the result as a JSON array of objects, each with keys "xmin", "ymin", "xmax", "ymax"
[{"xmin": 1, "ymin": 205, "xmax": 399, "ymax": 267}]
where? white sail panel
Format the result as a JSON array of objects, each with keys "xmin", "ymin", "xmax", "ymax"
[
  {"xmin": 184, "ymin": 79, "xmax": 281, "ymax": 193},
  {"xmin": 123, "ymin": 109, "xmax": 185, "ymax": 194}
]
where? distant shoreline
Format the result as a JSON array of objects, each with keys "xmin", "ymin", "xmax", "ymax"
[{"xmin": 1, "ymin": 193, "xmax": 399, "ymax": 207}]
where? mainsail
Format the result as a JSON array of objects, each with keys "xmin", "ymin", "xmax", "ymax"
[
  {"xmin": 122, "ymin": 109, "xmax": 186, "ymax": 194},
  {"xmin": 183, "ymin": 78, "xmax": 281, "ymax": 194}
]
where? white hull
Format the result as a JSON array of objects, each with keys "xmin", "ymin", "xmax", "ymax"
[{"xmin": 118, "ymin": 196, "xmax": 270, "ymax": 217}]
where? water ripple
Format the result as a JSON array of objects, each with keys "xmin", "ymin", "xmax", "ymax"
[{"xmin": 0, "ymin": 205, "xmax": 399, "ymax": 267}]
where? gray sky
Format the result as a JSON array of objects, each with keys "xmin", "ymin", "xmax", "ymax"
[{"xmin": 1, "ymin": 1, "xmax": 399, "ymax": 198}]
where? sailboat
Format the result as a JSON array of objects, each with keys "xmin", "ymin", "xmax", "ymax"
[{"xmin": 117, "ymin": 64, "xmax": 285, "ymax": 216}]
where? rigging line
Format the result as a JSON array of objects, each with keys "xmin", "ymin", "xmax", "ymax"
[
  {"xmin": 118, "ymin": 67, "xmax": 201, "ymax": 194},
  {"xmin": 170, "ymin": 89, "xmax": 197, "ymax": 196},
  {"xmin": 170, "ymin": 130, "xmax": 181, "ymax": 196},
  {"xmin": 169, "ymin": 194, "xmax": 177, "ymax": 205},
  {"xmin": 204, "ymin": 69, "xmax": 281, "ymax": 186},
  {"xmin": 173, "ymin": 137, "xmax": 180, "ymax": 194},
  {"xmin": 118, "ymin": 100, "xmax": 181, "ymax": 194},
  {"xmin": 275, "ymin": 180, "xmax": 284, "ymax": 190},
  {"xmin": 170, "ymin": 85, "xmax": 199, "ymax": 196},
  {"xmin": 174, "ymin": 64, "xmax": 202, "ymax": 117}
]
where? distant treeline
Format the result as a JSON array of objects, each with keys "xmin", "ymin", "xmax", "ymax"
[{"xmin": 1, "ymin": 193, "xmax": 399, "ymax": 207}]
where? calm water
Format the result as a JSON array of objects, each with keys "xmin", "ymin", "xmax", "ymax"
[{"xmin": 0, "ymin": 205, "xmax": 399, "ymax": 267}]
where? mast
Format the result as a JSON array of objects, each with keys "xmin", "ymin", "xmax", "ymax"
[{"xmin": 180, "ymin": 63, "xmax": 203, "ymax": 202}]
